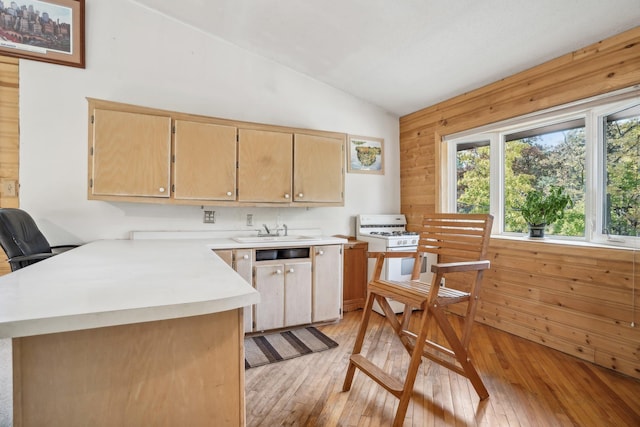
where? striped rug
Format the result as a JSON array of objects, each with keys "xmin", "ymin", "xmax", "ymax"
[{"xmin": 245, "ymin": 326, "xmax": 338, "ymax": 369}]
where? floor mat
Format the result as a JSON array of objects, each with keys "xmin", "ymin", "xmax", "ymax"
[{"xmin": 245, "ymin": 326, "xmax": 338, "ymax": 369}]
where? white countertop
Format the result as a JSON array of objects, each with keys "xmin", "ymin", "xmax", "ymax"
[
  {"xmin": 205, "ymin": 236, "xmax": 348, "ymax": 250},
  {"xmin": 0, "ymin": 239, "xmax": 261, "ymax": 339},
  {"xmin": 130, "ymin": 230, "xmax": 348, "ymax": 249}
]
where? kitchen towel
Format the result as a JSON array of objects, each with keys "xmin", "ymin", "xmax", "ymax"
[{"xmin": 245, "ymin": 326, "xmax": 338, "ymax": 369}]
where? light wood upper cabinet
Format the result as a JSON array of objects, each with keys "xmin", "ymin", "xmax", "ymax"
[
  {"xmin": 294, "ymin": 134, "xmax": 344, "ymax": 204},
  {"xmin": 237, "ymin": 129, "xmax": 293, "ymax": 203},
  {"xmin": 87, "ymin": 98, "xmax": 345, "ymax": 207},
  {"xmin": 173, "ymin": 120, "xmax": 237, "ymax": 201},
  {"xmin": 237, "ymin": 131, "xmax": 344, "ymax": 204},
  {"xmin": 91, "ymin": 108, "xmax": 171, "ymax": 198}
]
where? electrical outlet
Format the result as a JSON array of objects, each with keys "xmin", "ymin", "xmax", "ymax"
[
  {"xmin": 203, "ymin": 210, "xmax": 215, "ymax": 223},
  {"xmin": 246, "ymin": 214, "xmax": 253, "ymax": 226},
  {"xmin": 439, "ymin": 278, "xmax": 446, "ymax": 287}
]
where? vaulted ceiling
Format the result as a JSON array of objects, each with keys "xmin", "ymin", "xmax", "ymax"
[{"xmin": 133, "ymin": 0, "xmax": 640, "ymax": 116}]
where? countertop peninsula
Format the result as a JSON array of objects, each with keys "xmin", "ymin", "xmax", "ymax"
[
  {"xmin": 1, "ymin": 235, "xmax": 345, "ymax": 426},
  {"xmin": 0, "ymin": 239, "xmax": 260, "ymax": 339},
  {"xmin": 2, "ymin": 238, "xmax": 266, "ymax": 426}
]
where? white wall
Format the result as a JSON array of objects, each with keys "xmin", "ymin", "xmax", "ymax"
[{"xmin": 18, "ymin": 0, "xmax": 400, "ymax": 244}]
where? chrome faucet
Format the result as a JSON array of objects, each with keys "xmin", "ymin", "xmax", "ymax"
[{"xmin": 258, "ymin": 223, "xmax": 288, "ymax": 237}]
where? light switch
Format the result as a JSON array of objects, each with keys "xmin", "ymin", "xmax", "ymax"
[{"xmin": 2, "ymin": 180, "xmax": 17, "ymax": 197}]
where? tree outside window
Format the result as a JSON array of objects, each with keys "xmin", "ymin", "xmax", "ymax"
[
  {"xmin": 456, "ymin": 142, "xmax": 490, "ymax": 214},
  {"xmin": 604, "ymin": 106, "xmax": 640, "ymax": 237},
  {"xmin": 505, "ymin": 125, "xmax": 586, "ymax": 237}
]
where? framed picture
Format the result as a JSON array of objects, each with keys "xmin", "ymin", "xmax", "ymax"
[
  {"xmin": 347, "ymin": 135, "xmax": 384, "ymax": 174},
  {"xmin": 0, "ymin": 0, "xmax": 85, "ymax": 68}
]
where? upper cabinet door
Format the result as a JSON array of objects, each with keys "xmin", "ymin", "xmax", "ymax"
[
  {"xmin": 294, "ymin": 134, "xmax": 344, "ymax": 204},
  {"xmin": 173, "ymin": 120, "xmax": 237, "ymax": 201},
  {"xmin": 237, "ymin": 129, "xmax": 293, "ymax": 203},
  {"xmin": 91, "ymin": 109, "xmax": 171, "ymax": 198}
]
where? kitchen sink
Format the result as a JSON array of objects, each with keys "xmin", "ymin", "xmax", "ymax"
[{"xmin": 232, "ymin": 235, "xmax": 319, "ymax": 243}]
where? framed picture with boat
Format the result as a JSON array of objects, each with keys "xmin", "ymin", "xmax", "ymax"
[
  {"xmin": 0, "ymin": 0, "xmax": 85, "ymax": 68},
  {"xmin": 347, "ymin": 135, "xmax": 384, "ymax": 174}
]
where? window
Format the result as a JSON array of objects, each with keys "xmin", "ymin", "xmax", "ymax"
[
  {"xmin": 445, "ymin": 94, "xmax": 640, "ymax": 247},
  {"xmin": 503, "ymin": 120, "xmax": 586, "ymax": 237},
  {"xmin": 456, "ymin": 140, "xmax": 490, "ymax": 214},
  {"xmin": 602, "ymin": 104, "xmax": 640, "ymax": 239}
]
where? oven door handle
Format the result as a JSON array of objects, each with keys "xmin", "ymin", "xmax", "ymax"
[
  {"xmin": 366, "ymin": 251, "xmax": 420, "ymax": 258},
  {"xmin": 367, "ymin": 251, "xmax": 422, "ymax": 282}
]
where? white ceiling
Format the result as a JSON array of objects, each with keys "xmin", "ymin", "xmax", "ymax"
[{"xmin": 132, "ymin": 0, "xmax": 640, "ymax": 116}]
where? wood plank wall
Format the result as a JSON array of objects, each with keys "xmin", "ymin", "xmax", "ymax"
[
  {"xmin": 399, "ymin": 27, "xmax": 640, "ymax": 379},
  {"xmin": 0, "ymin": 56, "xmax": 20, "ymax": 275}
]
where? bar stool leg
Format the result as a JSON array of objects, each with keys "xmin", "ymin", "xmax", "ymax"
[
  {"xmin": 342, "ymin": 290, "xmax": 376, "ymax": 391},
  {"xmin": 392, "ymin": 304, "xmax": 431, "ymax": 426}
]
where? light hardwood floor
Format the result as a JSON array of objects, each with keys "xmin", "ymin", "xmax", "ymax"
[{"xmin": 245, "ymin": 310, "xmax": 640, "ymax": 426}]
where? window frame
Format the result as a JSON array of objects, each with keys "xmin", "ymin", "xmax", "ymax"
[
  {"xmin": 443, "ymin": 93, "xmax": 640, "ymax": 248},
  {"xmin": 445, "ymin": 133, "xmax": 497, "ymax": 217},
  {"xmin": 591, "ymin": 99, "xmax": 640, "ymax": 247}
]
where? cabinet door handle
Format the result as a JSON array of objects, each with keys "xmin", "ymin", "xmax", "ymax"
[
  {"xmin": 275, "ymin": 269, "xmax": 282, "ymax": 275},
  {"xmin": 159, "ymin": 187, "xmax": 166, "ymax": 193},
  {"xmin": 288, "ymin": 268, "xmax": 295, "ymax": 273},
  {"xmin": 298, "ymin": 193, "xmax": 304, "ymax": 198},
  {"xmin": 284, "ymin": 193, "xmax": 290, "ymax": 199},
  {"xmin": 243, "ymin": 254, "xmax": 249, "ymax": 260},
  {"xmin": 226, "ymin": 191, "xmax": 233, "ymax": 196},
  {"xmin": 317, "ymin": 250, "xmax": 324, "ymax": 255}
]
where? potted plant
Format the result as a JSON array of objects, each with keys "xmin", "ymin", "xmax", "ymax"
[{"xmin": 520, "ymin": 186, "xmax": 573, "ymax": 238}]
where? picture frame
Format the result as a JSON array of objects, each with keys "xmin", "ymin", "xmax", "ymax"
[
  {"xmin": 0, "ymin": 0, "xmax": 85, "ymax": 68},
  {"xmin": 347, "ymin": 135, "xmax": 384, "ymax": 174}
]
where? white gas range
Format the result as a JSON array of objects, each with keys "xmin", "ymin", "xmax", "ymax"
[
  {"xmin": 356, "ymin": 214, "xmax": 419, "ymax": 250},
  {"xmin": 356, "ymin": 214, "xmax": 436, "ymax": 314}
]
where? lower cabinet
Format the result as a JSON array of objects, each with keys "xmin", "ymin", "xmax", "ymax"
[
  {"xmin": 214, "ymin": 249, "xmax": 253, "ymax": 333},
  {"xmin": 215, "ymin": 244, "xmax": 342, "ymax": 333},
  {"xmin": 340, "ymin": 238, "xmax": 368, "ymax": 312},
  {"xmin": 234, "ymin": 249, "xmax": 253, "ymax": 333},
  {"xmin": 254, "ymin": 260, "xmax": 312, "ymax": 331},
  {"xmin": 312, "ymin": 245, "xmax": 343, "ymax": 322}
]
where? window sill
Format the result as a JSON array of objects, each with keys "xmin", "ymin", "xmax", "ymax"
[{"xmin": 492, "ymin": 234, "xmax": 638, "ymax": 251}]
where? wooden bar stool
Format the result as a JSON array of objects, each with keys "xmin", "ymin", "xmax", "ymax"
[{"xmin": 342, "ymin": 213, "xmax": 493, "ymax": 426}]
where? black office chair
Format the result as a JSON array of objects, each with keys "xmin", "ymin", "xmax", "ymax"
[{"xmin": 0, "ymin": 208, "xmax": 78, "ymax": 271}]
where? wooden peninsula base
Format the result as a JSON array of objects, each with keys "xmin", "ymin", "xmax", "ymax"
[{"xmin": 13, "ymin": 309, "xmax": 244, "ymax": 427}]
